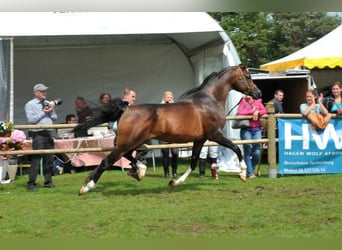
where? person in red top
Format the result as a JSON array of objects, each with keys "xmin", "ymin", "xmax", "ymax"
[{"xmin": 236, "ymin": 95, "xmax": 267, "ymax": 179}]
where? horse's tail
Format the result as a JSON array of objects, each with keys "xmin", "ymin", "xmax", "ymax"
[{"xmin": 73, "ymin": 98, "xmax": 129, "ymax": 137}]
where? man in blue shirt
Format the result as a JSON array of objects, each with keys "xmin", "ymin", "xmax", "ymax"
[{"xmin": 24, "ymin": 83, "xmax": 58, "ymax": 191}]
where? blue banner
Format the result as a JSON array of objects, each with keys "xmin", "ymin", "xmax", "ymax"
[{"xmin": 278, "ymin": 118, "xmax": 342, "ymax": 174}]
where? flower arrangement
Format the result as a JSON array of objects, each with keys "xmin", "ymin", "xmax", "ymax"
[
  {"xmin": 0, "ymin": 120, "xmax": 14, "ymax": 136},
  {"xmin": 0, "ymin": 129, "xmax": 26, "ymax": 151}
]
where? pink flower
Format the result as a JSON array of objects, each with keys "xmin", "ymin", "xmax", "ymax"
[{"xmin": 10, "ymin": 130, "xmax": 26, "ymax": 143}]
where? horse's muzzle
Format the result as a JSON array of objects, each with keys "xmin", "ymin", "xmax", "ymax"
[{"xmin": 251, "ymin": 89, "xmax": 262, "ymax": 99}]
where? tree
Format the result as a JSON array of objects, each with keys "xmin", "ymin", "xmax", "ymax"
[{"xmin": 209, "ymin": 12, "xmax": 341, "ymax": 68}]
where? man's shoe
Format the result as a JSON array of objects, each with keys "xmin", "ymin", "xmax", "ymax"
[
  {"xmin": 44, "ymin": 183, "xmax": 55, "ymax": 188},
  {"xmin": 28, "ymin": 185, "xmax": 38, "ymax": 192}
]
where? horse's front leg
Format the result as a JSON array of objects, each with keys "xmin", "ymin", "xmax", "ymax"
[
  {"xmin": 124, "ymin": 150, "xmax": 147, "ymax": 181},
  {"xmin": 209, "ymin": 132, "xmax": 247, "ymax": 182},
  {"xmin": 79, "ymin": 149, "xmax": 122, "ymax": 195},
  {"xmin": 169, "ymin": 140, "xmax": 205, "ymax": 188}
]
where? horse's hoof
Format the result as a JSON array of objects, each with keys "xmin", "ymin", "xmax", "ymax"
[
  {"xmin": 239, "ymin": 175, "xmax": 247, "ymax": 182},
  {"xmin": 168, "ymin": 179, "xmax": 176, "ymax": 188},
  {"xmin": 79, "ymin": 186, "xmax": 86, "ymax": 196},
  {"xmin": 79, "ymin": 180, "xmax": 95, "ymax": 195},
  {"xmin": 136, "ymin": 161, "xmax": 146, "ymax": 180},
  {"xmin": 127, "ymin": 170, "xmax": 141, "ymax": 181},
  {"xmin": 137, "ymin": 173, "xmax": 144, "ymax": 181}
]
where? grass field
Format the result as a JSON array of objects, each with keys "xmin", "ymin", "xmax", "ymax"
[{"xmin": 0, "ymin": 160, "xmax": 341, "ymax": 239}]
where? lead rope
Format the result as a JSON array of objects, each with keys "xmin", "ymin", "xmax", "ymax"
[{"xmin": 226, "ymin": 97, "xmax": 243, "ymax": 116}]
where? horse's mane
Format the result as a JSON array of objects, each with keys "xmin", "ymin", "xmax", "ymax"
[
  {"xmin": 179, "ymin": 66, "xmax": 234, "ymax": 100},
  {"xmin": 73, "ymin": 97, "xmax": 129, "ymax": 137},
  {"xmin": 179, "ymin": 72, "xmax": 218, "ymax": 100}
]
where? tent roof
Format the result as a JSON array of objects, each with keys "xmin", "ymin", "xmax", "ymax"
[
  {"xmin": 260, "ymin": 24, "xmax": 342, "ymax": 71},
  {"xmin": 1, "ymin": 12, "xmax": 243, "ymax": 124},
  {"xmin": 0, "ymin": 12, "xmax": 227, "ymax": 56}
]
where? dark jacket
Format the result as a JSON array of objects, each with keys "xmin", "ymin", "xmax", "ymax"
[
  {"xmin": 77, "ymin": 105, "xmax": 93, "ymax": 123},
  {"xmin": 323, "ymin": 95, "xmax": 338, "ymax": 114}
]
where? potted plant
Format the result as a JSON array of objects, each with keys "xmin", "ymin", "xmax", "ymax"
[
  {"xmin": 0, "ymin": 125, "xmax": 26, "ymax": 183},
  {"xmin": 0, "ymin": 120, "xmax": 14, "ymax": 137}
]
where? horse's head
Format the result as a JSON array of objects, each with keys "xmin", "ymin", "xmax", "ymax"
[{"xmin": 233, "ymin": 64, "xmax": 262, "ymax": 99}]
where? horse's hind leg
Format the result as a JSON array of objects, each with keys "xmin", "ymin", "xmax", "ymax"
[
  {"xmin": 123, "ymin": 150, "xmax": 147, "ymax": 181},
  {"xmin": 79, "ymin": 149, "xmax": 123, "ymax": 195},
  {"xmin": 209, "ymin": 132, "xmax": 247, "ymax": 182}
]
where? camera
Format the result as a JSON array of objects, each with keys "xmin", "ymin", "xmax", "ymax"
[
  {"xmin": 52, "ymin": 98, "xmax": 63, "ymax": 106},
  {"xmin": 43, "ymin": 98, "xmax": 63, "ymax": 110}
]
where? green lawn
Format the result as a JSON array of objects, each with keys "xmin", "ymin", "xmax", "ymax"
[{"xmin": 0, "ymin": 162, "xmax": 341, "ymax": 239}]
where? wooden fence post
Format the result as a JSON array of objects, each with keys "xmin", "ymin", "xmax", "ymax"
[{"xmin": 266, "ymin": 102, "xmax": 277, "ymax": 178}]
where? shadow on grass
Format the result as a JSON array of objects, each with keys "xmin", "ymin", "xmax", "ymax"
[
  {"xmin": 81, "ymin": 170, "xmax": 245, "ymax": 197},
  {"xmin": 90, "ymin": 179, "xmax": 203, "ymax": 197}
]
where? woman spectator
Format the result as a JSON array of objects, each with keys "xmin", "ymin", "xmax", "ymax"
[
  {"xmin": 300, "ymin": 90, "xmax": 331, "ymax": 129},
  {"xmin": 237, "ymin": 95, "xmax": 267, "ymax": 179},
  {"xmin": 159, "ymin": 91, "xmax": 179, "ymax": 178},
  {"xmin": 323, "ymin": 82, "xmax": 342, "ymax": 114}
]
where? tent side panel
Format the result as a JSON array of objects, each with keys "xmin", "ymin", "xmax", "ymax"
[{"xmin": 14, "ymin": 43, "xmax": 194, "ymax": 124}]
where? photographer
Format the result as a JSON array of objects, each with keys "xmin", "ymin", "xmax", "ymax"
[{"xmin": 24, "ymin": 83, "xmax": 59, "ymax": 191}]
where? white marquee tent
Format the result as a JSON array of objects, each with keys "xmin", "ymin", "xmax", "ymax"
[
  {"xmin": 260, "ymin": 24, "xmax": 342, "ymax": 91},
  {"xmin": 0, "ymin": 12, "xmax": 242, "ymax": 125}
]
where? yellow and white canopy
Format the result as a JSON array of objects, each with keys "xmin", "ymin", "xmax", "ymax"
[{"xmin": 260, "ymin": 24, "xmax": 342, "ymax": 72}]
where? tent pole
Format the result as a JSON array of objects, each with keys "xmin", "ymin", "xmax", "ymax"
[{"xmin": 9, "ymin": 37, "xmax": 14, "ymax": 122}]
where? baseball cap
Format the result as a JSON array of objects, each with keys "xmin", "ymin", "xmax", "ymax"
[{"xmin": 33, "ymin": 83, "xmax": 48, "ymax": 92}]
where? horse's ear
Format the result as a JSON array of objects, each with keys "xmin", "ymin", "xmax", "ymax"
[{"xmin": 239, "ymin": 63, "xmax": 247, "ymax": 71}]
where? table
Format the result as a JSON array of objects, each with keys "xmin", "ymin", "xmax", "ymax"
[{"xmin": 24, "ymin": 135, "xmax": 133, "ymax": 168}]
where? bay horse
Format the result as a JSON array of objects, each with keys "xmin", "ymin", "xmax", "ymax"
[{"xmin": 74, "ymin": 65, "xmax": 262, "ymax": 195}]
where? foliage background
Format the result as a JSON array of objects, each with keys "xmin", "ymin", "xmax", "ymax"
[{"xmin": 209, "ymin": 12, "xmax": 342, "ymax": 68}]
